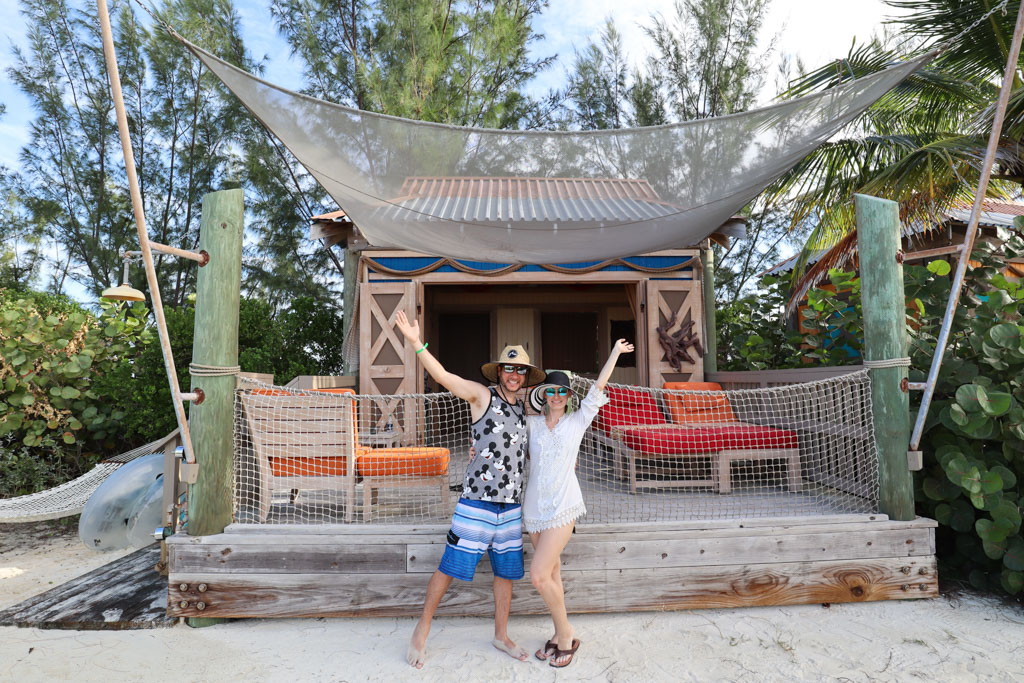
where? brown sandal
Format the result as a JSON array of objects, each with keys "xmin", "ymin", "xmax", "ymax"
[
  {"xmin": 535, "ymin": 640, "xmax": 557, "ymax": 661},
  {"xmin": 549, "ymin": 639, "xmax": 580, "ymax": 668}
]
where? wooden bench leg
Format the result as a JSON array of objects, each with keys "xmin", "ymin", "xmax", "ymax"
[
  {"xmin": 787, "ymin": 450, "xmax": 802, "ymax": 491},
  {"xmin": 345, "ymin": 481, "xmax": 355, "ymax": 522},
  {"xmin": 439, "ymin": 480, "xmax": 450, "ymax": 518},
  {"xmin": 289, "ymin": 488, "xmax": 299, "ymax": 504},
  {"xmin": 628, "ymin": 450, "xmax": 637, "ymax": 495},
  {"xmin": 363, "ymin": 483, "xmax": 373, "ymax": 522},
  {"xmin": 718, "ymin": 454, "xmax": 732, "ymax": 494}
]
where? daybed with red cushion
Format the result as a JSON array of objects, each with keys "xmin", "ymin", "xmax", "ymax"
[{"xmin": 594, "ymin": 383, "xmax": 801, "ymax": 494}]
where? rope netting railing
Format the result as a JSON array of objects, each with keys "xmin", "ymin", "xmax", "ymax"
[{"xmin": 232, "ymin": 371, "xmax": 878, "ymax": 525}]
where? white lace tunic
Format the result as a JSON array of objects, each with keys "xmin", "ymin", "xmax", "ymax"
[{"xmin": 523, "ymin": 386, "xmax": 609, "ymax": 533}]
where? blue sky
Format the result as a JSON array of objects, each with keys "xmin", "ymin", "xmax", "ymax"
[{"xmin": 0, "ymin": 0, "xmax": 909, "ymax": 170}]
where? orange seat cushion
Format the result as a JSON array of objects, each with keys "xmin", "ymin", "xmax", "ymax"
[
  {"xmin": 662, "ymin": 382, "xmax": 738, "ymax": 425},
  {"xmin": 270, "ymin": 456, "xmax": 352, "ymax": 477},
  {"xmin": 251, "ymin": 387, "xmax": 355, "ymax": 396},
  {"xmin": 355, "ymin": 446, "xmax": 450, "ymax": 478}
]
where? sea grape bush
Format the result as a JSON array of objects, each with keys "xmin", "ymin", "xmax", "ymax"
[
  {"xmin": 0, "ymin": 290, "xmax": 152, "ymax": 492},
  {"xmin": 801, "ymin": 236, "xmax": 1024, "ymax": 596}
]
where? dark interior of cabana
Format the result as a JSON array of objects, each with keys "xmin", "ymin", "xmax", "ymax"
[{"xmin": 426, "ymin": 283, "xmax": 639, "ymax": 388}]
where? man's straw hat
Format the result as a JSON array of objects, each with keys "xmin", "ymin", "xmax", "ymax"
[{"xmin": 480, "ymin": 345, "xmax": 546, "ymax": 387}]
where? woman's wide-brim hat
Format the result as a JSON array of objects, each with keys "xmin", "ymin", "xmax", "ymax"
[
  {"xmin": 480, "ymin": 345, "xmax": 546, "ymax": 387},
  {"xmin": 528, "ymin": 370, "xmax": 578, "ymax": 413}
]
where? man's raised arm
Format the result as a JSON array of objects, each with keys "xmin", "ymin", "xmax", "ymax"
[{"xmin": 395, "ymin": 310, "xmax": 490, "ymax": 410}]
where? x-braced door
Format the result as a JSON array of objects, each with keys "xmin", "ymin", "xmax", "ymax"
[
  {"xmin": 645, "ymin": 279, "xmax": 704, "ymax": 388},
  {"xmin": 359, "ymin": 281, "xmax": 417, "ymax": 439}
]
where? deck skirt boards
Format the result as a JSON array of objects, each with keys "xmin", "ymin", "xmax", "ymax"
[
  {"xmin": 167, "ymin": 517, "xmax": 938, "ymax": 618},
  {"xmin": 0, "ymin": 546, "xmax": 173, "ymax": 630}
]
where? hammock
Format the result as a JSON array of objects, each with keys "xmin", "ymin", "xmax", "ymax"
[
  {"xmin": 0, "ymin": 432, "xmax": 178, "ymax": 524},
  {"xmin": 177, "ymin": 34, "xmax": 930, "ymax": 263}
]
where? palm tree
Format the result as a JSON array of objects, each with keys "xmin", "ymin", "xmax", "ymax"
[{"xmin": 768, "ymin": 0, "xmax": 1024, "ymax": 308}]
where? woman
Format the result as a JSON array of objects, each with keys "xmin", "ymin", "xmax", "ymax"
[{"xmin": 523, "ymin": 339, "xmax": 633, "ymax": 668}]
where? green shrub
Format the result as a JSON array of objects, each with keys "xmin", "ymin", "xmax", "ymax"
[
  {"xmin": 717, "ymin": 274, "xmax": 805, "ymax": 370},
  {"xmin": 103, "ymin": 296, "xmax": 345, "ymax": 443},
  {"xmin": 0, "ymin": 290, "xmax": 152, "ymax": 450},
  {"xmin": 803, "ymin": 236, "xmax": 1024, "ymax": 597},
  {"xmin": 0, "ymin": 435, "xmax": 84, "ymax": 497},
  {"xmin": 0, "ymin": 290, "xmax": 152, "ymax": 493}
]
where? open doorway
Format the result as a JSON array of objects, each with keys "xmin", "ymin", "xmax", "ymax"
[{"xmin": 433, "ymin": 313, "xmax": 490, "ymax": 391}]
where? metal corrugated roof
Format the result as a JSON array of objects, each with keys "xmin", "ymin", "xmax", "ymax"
[{"xmin": 379, "ymin": 177, "xmax": 679, "ymax": 224}]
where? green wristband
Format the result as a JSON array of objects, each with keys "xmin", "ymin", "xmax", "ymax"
[{"xmin": 416, "ymin": 343, "xmax": 428, "ymax": 354}]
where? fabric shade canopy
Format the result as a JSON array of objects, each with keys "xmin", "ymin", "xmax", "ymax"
[{"xmin": 180, "ymin": 35, "xmax": 929, "ymax": 263}]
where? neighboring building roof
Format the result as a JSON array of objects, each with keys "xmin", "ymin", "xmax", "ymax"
[
  {"xmin": 762, "ymin": 199, "xmax": 1023, "ymax": 276},
  {"xmin": 310, "ymin": 209, "xmax": 350, "ymax": 223}
]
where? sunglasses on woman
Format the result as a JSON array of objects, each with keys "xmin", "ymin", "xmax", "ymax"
[
  {"xmin": 501, "ymin": 365, "xmax": 529, "ymax": 375},
  {"xmin": 544, "ymin": 387, "xmax": 570, "ymax": 397}
]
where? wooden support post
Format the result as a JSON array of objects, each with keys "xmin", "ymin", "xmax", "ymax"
[
  {"xmin": 701, "ymin": 243, "xmax": 718, "ymax": 373},
  {"xmin": 856, "ymin": 194, "xmax": 914, "ymax": 521},
  {"xmin": 186, "ymin": 190, "xmax": 243, "ymax": 627},
  {"xmin": 342, "ymin": 246, "xmax": 358, "ymax": 375}
]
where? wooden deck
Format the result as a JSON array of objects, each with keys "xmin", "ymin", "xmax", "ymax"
[
  {"xmin": 166, "ymin": 514, "xmax": 937, "ymax": 619},
  {"xmin": 0, "ymin": 546, "xmax": 174, "ymax": 630}
]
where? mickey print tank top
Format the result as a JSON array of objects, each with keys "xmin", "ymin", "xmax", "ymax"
[{"xmin": 463, "ymin": 388, "xmax": 528, "ymax": 504}]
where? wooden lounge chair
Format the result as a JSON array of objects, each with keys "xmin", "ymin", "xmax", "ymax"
[
  {"xmin": 240, "ymin": 388, "xmax": 450, "ymax": 522},
  {"xmin": 593, "ymin": 383, "xmax": 800, "ymax": 494}
]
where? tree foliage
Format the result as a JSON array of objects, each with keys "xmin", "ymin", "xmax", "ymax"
[
  {"xmin": 0, "ymin": 288, "xmax": 151, "ymax": 457},
  {"xmin": 270, "ymin": 0, "xmax": 555, "ymax": 127},
  {"xmin": 7, "ymin": 0, "xmax": 258, "ymax": 305},
  {"xmin": 769, "ymin": 0, "xmax": 1024, "ymax": 297},
  {"xmin": 645, "ymin": 0, "xmax": 774, "ymax": 121}
]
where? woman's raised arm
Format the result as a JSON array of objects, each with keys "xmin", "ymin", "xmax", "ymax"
[{"xmin": 594, "ymin": 339, "xmax": 634, "ymax": 392}]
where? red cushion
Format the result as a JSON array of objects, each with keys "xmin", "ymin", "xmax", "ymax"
[
  {"xmin": 595, "ymin": 386, "xmax": 667, "ymax": 432},
  {"xmin": 620, "ymin": 425, "xmax": 798, "ymax": 455}
]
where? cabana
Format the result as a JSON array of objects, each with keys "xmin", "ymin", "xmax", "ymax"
[{"xmin": 161, "ymin": 188, "xmax": 937, "ymax": 620}]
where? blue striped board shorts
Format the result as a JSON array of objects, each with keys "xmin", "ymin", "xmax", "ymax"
[{"xmin": 438, "ymin": 498, "xmax": 525, "ymax": 581}]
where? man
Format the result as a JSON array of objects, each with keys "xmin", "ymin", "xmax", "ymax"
[{"xmin": 395, "ymin": 310, "xmax": 545, "ymax": 669}]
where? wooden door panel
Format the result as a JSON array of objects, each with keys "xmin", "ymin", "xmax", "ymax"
[
  {"xmin": 645, "ymin": 279, "xmax": 704, "ymax": 389},
  {"xmin": 359, "ymin": 282, "xmax": 417, "ymax": 440}
]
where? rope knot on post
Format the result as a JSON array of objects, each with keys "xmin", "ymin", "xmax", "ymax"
[
  {"xmin": 862, "ymin": 357, "xmax": 911, "ymax": 369},
  {"xmin": 188, "ymin": 363, "xmax": 241, "ymax": 377}
]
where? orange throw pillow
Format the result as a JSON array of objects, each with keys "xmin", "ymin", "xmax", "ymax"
[{"xmin": 662, "ymin": 382, "xmax": 737, "ymax": 425}]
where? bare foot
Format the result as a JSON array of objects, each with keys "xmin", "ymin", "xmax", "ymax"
[
  {"xmin": 492, "ymin": 636, "xmax": 529, "ymax": 661},
  {"xmin": 407, "ymin": 621, "xmax": 429, "ymax": 669}
]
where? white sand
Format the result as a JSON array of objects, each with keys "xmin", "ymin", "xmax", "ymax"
[{"xmin": 2, "ymin": 522, "xmax": 1023, "ymax": 682}]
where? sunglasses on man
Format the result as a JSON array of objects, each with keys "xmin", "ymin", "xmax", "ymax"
[
  {"xmin": 500, "ymin": 365, "xmax": 529, "ymax": 375},
  {"xmin": 544, "ymin": 387, "xmax": 570, "ymax": 397}
]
